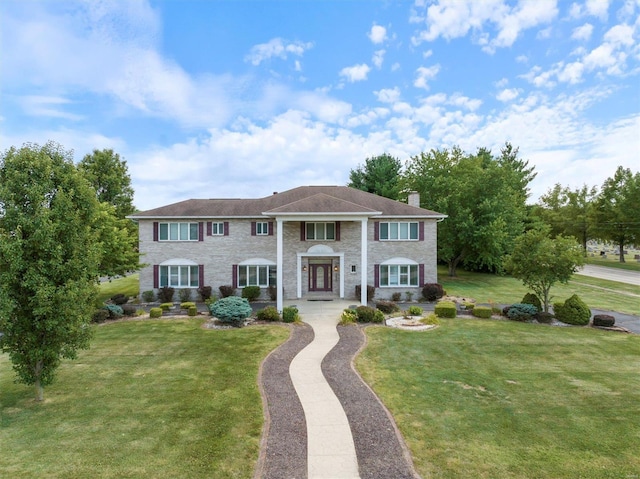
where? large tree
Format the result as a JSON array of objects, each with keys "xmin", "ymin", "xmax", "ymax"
[
  {"xmin": 78, "ymin": 148, "xmax": 135, "ymax": 218},
  {"xmin": 402, "ymin": 143, "xmax": 536, "ymax": 276},
  {"xmin": 536, "ymin": 184, "xmax": 597, "ymax": 254},
  {"xmin": 591, "ymin": 166, "xmax": 640, "ymax": 262},
  {"xmin": 504, "ymin": 228, "xmax": 585, "ymax": 312},
  {"xmin": 348, "ymin": 153, "xmax": 402, "ymax": 200}
]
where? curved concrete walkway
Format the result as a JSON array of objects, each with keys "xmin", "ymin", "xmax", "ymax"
[{"xmin": 288, "ymin": 300, "xmax": 361, "ymax": 479}]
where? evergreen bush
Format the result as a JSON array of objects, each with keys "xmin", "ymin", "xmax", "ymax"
[
  {"xmin": 422, "ymin": 283, "xmax": 445, "ymax": 302},
  {"xmin": 472, "ymin": 306, "xmax": 493, "ymax": 319},
  {"xmin": 103, "ymin": 304, "xmax": 124, "ymax": 319},
  {"xmin": 149, "ymin": 307, "xmax": 162, "ymax": 318},
  {"xmin": 434, "ymin": 301, "xmax": 456, "ymax": 318},
  {"xmin": 142, "ymin": 290, "xmax": 155, "ymax": 303},
  {"xmin": 521, "ymin": 292, "xmax": 542, "ymax": 312},
  {"xmin": 282, "ymin": 306, "xmax": 299, "ymax": 323},
  {"xmin": 180, "ymin": 302, "xmax": 196, "ymax": 309},
  {"xmin": 256, "ymin": 306, "xmax": 281, "ymax": 322},
  {"xmin": 355, "ymin": 305, "xmax": 377, "ymax": 322},
  {"xmin": 210, "ymin": 296, "xmax": 252, "ymax": 326},
  {"xmin": 92, "ymin": 309, "xmax": 110, "ymax": 323},
  {"xmin": 408, "ymin": 305, "xmax": 423, "ymax": 316},
  {"xmin": 159, "ymin": 303, "xmax": 173, "ymax": 311},
  {"xmin": 242, "ymin": 286, "xmax": 261, "ymax": 302},
  {"xmin": 187, "ymin": 306, "xmax": 197, "ymax": 317},
  {"xmin": 553, "ymin": 295, "xmax": 591, "ymax": 325},
  {"xmin": 507, "ymin": 303, "xmax": 538, "ymax": 322}
]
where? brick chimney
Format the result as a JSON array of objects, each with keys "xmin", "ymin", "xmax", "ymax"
[{"xmin": 408, "ymin": 191, "xmax": 420, "ymax": 208}]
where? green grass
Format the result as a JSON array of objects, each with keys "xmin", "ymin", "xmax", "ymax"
[
  {"xmin": 357, "ymin": 320, "xmax": 640, "ymax": 479},
  {"xmin": 585, "ymin": 255, "xmax": 640, "ymax": 271},
  {"xmin": 96, "ymin": 273, "xmax": 140, "ymax": 304},
  {"xmin": 0, "ymin": 319, "xmax": 289, "ymax": 478},
  {"xmin": 438, "ymin": 265, "xmax": 640, "ymax": 315}
]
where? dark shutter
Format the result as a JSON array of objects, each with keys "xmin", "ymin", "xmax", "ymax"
[
  {"xmin": 335, "ymin": 221, "xmax": 341, "ymax": 241},
  {"xmin": 268, "ymin": 221, "xmax": 274, "ymax": 236},
  {"xmin": 251, "ymin": 221, "xmax": 256, "ymax": 236},
  {"xmin": 198, "ymin": 265, "xmax": 204, "ymax": 288},
  {"xmin": 206, "ymin": 221, "xmax": 212, "ymax": 236},
  {"xmin": 374, "ymin": 221, "xmax": 379, "ymax": 241},
  {"xmin": 419, "ymin": 221, "xmax": 425, "ymax": 241},
  {"xmin": 232, "ymin": 264, "xmax": 238, "ymax": 288},
  {"xmin": 419, "ymin": 264, "xmax": 424, "ymax": 286},
  {"xmin": 374, "ymin": 264, "xmax": 380, "ymax": 287},
  {"xmin": 153, "ymin": 222, "xmax": 159, "ymax": 241},
  {"xmin": 153, "ymin": 265, "xmax": 159, "ymax": 288},
  {"xmin": 224, "ymin": 221, "xmax": 229, "ymax": 236},
  {"xmin": 300, "ymin": 222, "xmax": 306, "ymax": 241},
  {"xmin": 198, "ymin": 222, "xmax": 204, "ymax": 241}
]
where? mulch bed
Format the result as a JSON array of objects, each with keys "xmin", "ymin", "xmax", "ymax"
[{"xmin": 254, "ymin": 323, "xmax": 313, "ymax": 479}]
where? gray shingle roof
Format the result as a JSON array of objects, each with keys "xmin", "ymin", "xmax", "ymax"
[{"xmin": 129, "ymin": 186, "xmax": 445, "ymax": 219}]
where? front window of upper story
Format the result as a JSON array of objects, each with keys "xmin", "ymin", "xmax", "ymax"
[
  {"xmin": 379, "ymin": 222, "xmax": 419, "ymax": 241},
  {"xmin": 210, "ymin": 222, "xmax": 225, "ymax": 236},
  {"xmin": 256, "ymin": 222, "xmax": 269, "ymax": 235},
  {"xmin": 306, "ymin": 222, "xmax": 335, "ymax": 241},
  {"xmin": 159, "ymin": 222, "xmax": 199, "ymax": 241}
]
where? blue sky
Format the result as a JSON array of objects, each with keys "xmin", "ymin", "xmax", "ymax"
[{"xmin": 1, "ymin": 0, "xmax": 638, "ymax": 211}]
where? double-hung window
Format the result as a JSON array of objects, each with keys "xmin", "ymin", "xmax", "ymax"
[
  {"xmin": 159, "ymin": 265, "xmax": 199, "ymax": 288},
  {"xmin": 159, "ymin": 222, "xmax": 199, "ymax": 241},
  {"xmin": 256, "ymin": 222, "xmax": 269, "ymax": 235},
  {"xmin": 238, "ymin": 265, "xmax": 276, "ymax": 287},
  {"xmin": 379, "ymin": 222, "xmax": 419, "ymax": 241},
  {"xmin": 210, "ymin": 222, "xmax": 225, "ymax": 236},
  {"xmin": 306, "ymin": 222, "xmax": 335, "ymax": 241},
  {"xmin": 379, "ymin": 264, "xmax": 418, "ymax": 287}
]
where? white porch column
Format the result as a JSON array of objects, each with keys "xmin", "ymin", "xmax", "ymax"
[
  {"xmin": 296, "ymin": 254, "xmax": 302, "ymax": 298},
  {"xmin": 360, "ymin": 218, "xmax": 368, "ymax": 305},
  {"xmin": 339, "ymin": 254, "xmax": 344, "ymax": 299},
  {"xmin": 276, "ymin": 218, "xmax": 284, "ymax": 312}
]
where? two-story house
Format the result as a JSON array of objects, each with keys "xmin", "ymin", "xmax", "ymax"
[{"xmin": 129, "ymin": 186, "xmax": 446, "ymax": 310}]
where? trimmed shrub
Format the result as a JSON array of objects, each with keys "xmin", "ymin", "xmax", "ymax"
[
  {"xmin": 92, "ymin": 309, "xmax": 110, "ymax": 323},
  {"xmin": 340, "ymin": 309, "xmax": 358, "ymax": 325},
  {"xmin": 149, "ymin": 307, "xmax": 162, "ymax": 318},
  {"xmin": 219, "ymin": 285, "xmax": 235, "ymax": 298},
  {"xmin": 178, "ymin": 288, "xmax": 192, "ymax": 302},
  {"xmin": 159, "ymin": 302, "xmax": 173, "ymax": 311},
  {"xmin": 507, "ymin": 303, "xmax": 538, "ymax": 322},
  {"xmin": 422, "ymin": 283, "xmax": 445, "ymax": 302},
  {"xmin": 472, "ymin": 306, "xmax": 493, "ymax": 319},
  {"xmin": 180, "ymin": 301, "xmax": 196, "ymax": 309},
  {"xmin": 197, "ymin": 285, "xmax": 212, "ymax": 301},
  {"xmin": 242, "ymin": 286, "xmax": 261, "ymax": 302},
  {"xmin": 373, "ymin": 310, "xmax": 385, "ymax": 323},
  {"xmin": 355, "ymin": 305, "xmax": 377, "ymax": 323},
  {"xmin": 536, "ymin": 312, "xmax": 555, "ymax": 324},
  {"xmin": 391, "ymin": 292, "xmax": 402, "ymax": 302},
  {"xmin": 408, "ymin": 305, "xmax": 423, "ymax": 316},
  {"xmin": 355, "ymin": 284, "xmax": 375, "ymax": 302},
  {"xmin": 142, "ymin": 290, "xmax": 155, "ymax": 303},
  {"xmin": 103, "ymin": 304, "xmax": 124, "ymax": 319},
  {"xmin": 121, "ymin": 304, "xmax": 137, "ymax": 316},
  {"xmin": 593, "ymin": 314, "xmax": 615, "ymax": 327},
  {"xmin": 434, "ymin": 301, "xmax": 456, "ymax": 318},
  {"xmin": 187, "ymin": 306, "xmax": 198, "ymax": 317},
  {"xmin": 553, "ymin": 294, "xmax": 591, "ymax": 326},
  {"xmin": 210, "ymin": 296, "xmax": 252, "ymax": 326},
  {"xmin": 376, "ymin": 300, "xmax": 400, "ymax": 314},
  {"xmin": 521, "ymin": 292, "xmax": 542, "ymax": 312},
  {"xmin": 110, "ymin": 294, "xmax": 128, "ymax": 305},
  {"xmin": 282, "ymin": 306, "xmax": 299, "ymax": 323},
  {"xmin": 257, "ymin": 306, "xmax": 281, "ymax": 322},
  {"xmin": 158, "ymin": 286, "xmax": 175, "ymax": 303}
]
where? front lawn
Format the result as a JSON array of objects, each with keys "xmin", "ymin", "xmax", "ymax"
[
  {"xmin": 357, "ymin": 320, "xmax": 640, "ymax": 479},
  {"xmin": 0, "ymin": 319, "xmax": 289, "ymax": 478}
]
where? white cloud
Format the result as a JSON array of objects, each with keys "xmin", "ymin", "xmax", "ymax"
[
  {"xmin": 572, "ymin": 23, "xmax": 594, "ymax": 41},
  {"xmin": 423, "ymin": 49, "xmax": 433, "ymax": 58},
  {"xmin": 368, "ymin": 24, "xmax": 387, "ymax": 44},
  {"xmin": 414, "ymin": 65, "xmax": 440, "ymax": 89},
  {"xmin": 372, "ymin": 49, "xmax": 385, "ymax": 68},
  {"xmin": 20, "ymin": 95, "xmax": 84, "ymax": 121},
  {"xmin": 339, "ymin": 64, "xmax": 371, "ymax": 82},
  {"xmin": 569, "ymin": 0, "xmax": 610, "ymax": 20},
  {"xmin": 375, "ymin": 87, "xmax": 401, "ymax": 103},
  {"xmin": 496, "ymin": 88, "xmax": 520, "ymax": 102},
  {"xmin": 245, "ymin": 38, "xmax": 314, "ymax": 65}
]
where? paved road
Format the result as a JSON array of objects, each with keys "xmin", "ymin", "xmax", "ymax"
[{"xmin": 576, "ymin": 265, "xmax": 640, "ymax": 286}]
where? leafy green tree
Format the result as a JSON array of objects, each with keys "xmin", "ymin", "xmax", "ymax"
[
  {"xmin": 591, "ymin": 166, "xmax": 640, "ymax": 262},
  {"xmin": 402, "ymin": 143, "xmax": 535, "ymax": 276},
  {"xmin": 348, "ymin": 153, "xmax": 402, "ymax": 200},
  {"xmin": 0, "ymin": 142, "xmax": 101, "ymax": 400},
  {"xmin": 78, "ymin": 149, "xmax": 135, "ymax": 218},
  {"xmin": 536, "ymin": 184, "xmax": 597, "ymax": 253},
  {"xmin": 79, "ymin": 149, "xmax": 140, "ymax": 276},
  {"xmin": 504, "ymin": 228, "xmax": 585, "ymax": 313}
]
